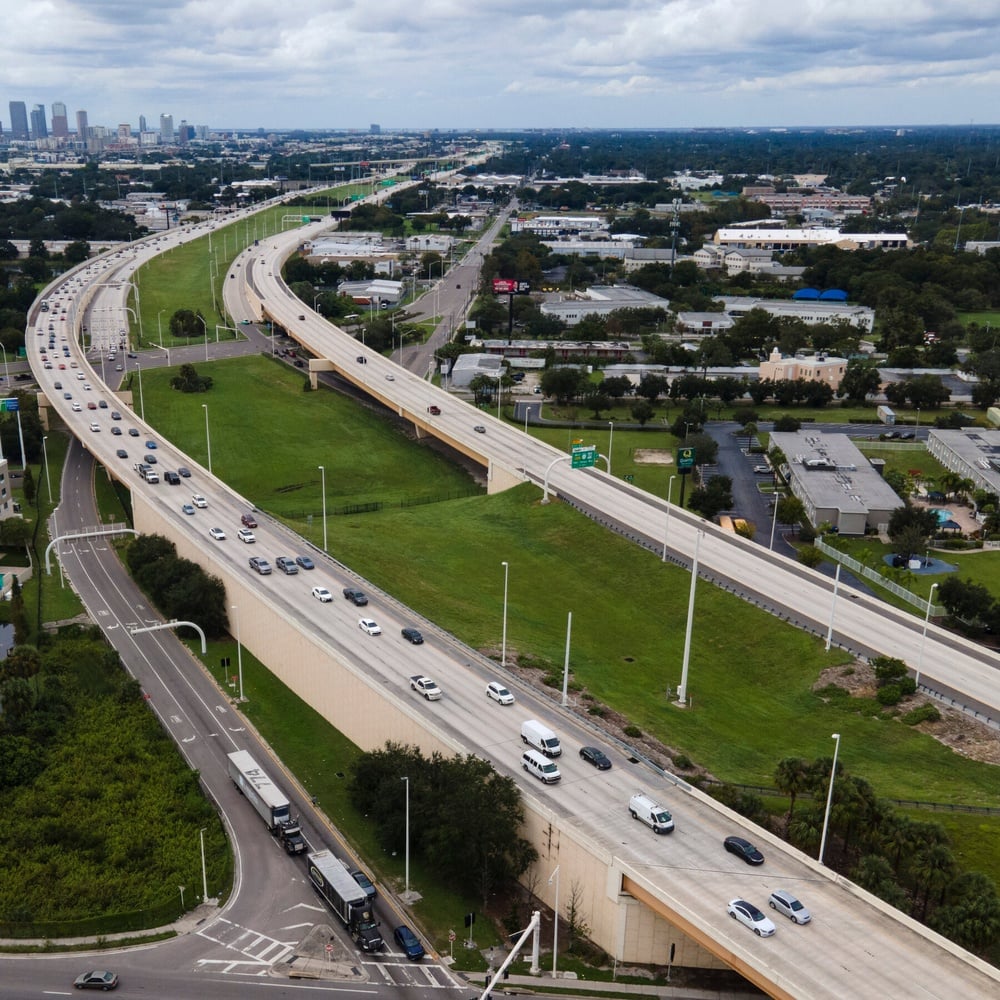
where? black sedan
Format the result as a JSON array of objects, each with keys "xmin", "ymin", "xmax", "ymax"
[
  {"xmin": 724, "ymin": 835, "xmax": 764, "ymax": 865},
  {"xmin": 394, "ymin": 924, "xmax": 425, "ymax": 960},
  {"xmin": 401, "ymin": 627, "xmax": 424, "ymax": 644},
  {"xmin": 579, "ymin": 745, "xmax": 612, "ymax": 770},
  {"xmin": 73, "ymin": 969, "xmax": 119, "ymax": 990}
]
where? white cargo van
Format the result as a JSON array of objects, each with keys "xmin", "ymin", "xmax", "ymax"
[
  {"xmin": 521, "ymin": 719, "xmax": 561, "ymax": 757},
  {"xmin": 522, "ymin": 749, "xmax": 561, "ymax": 784},
  {"xmin": 629, "ymin": 792, "xmax": 675, "ymax": 834}
]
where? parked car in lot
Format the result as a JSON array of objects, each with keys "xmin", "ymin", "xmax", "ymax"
[
  {"xmin": 311, "ymin": 586, "xmax": 333, "ymax": 602},
  {"xmin": 73, "ymin": 969, "xmax": 119, "ymax": 990},
  {"xmin": 486, "ymin": 681, "xmax": 514, "ymax": 705},
  {"xmin": 727, "ymin": 898, "xmax": 775, "ymax": 937},
  {"xmin": 343, "ymin": 587, "xmax": 368, "ymax": 606},
  {"xmin": 401, "ymin": 627, "xmax": 424, "ymax": 644},
  {"xmin": 724, "ymin": 835, "xmax": 764, "ymax": 865},
  {"xmin": 393, "ymin": 924, "xmax": 425, "ymax": 960},
  {"xmin": 359, "ymin": 617, "xmax": 382, "ymax": 636},
  {"xmin": 768, "ymin": 889, "xmax": 811, "ymax": 924}
]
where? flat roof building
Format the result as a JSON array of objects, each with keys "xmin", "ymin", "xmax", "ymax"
[
  {"xmin": 926, "ymin": 429, "xmax": 1000, "ymax": 495},
  {"xmin": 759, "ymin": 347, "xmax": 849, "ymax": 390}
]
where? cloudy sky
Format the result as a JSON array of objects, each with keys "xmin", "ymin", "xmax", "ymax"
[{"xmin": 5, "ymin": 0, "xmax": 999, "ymax": 132}]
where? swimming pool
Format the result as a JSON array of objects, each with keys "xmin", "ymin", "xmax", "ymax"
[{"xmin": 930, "ymin": 507, "xmax": 952, "ymax": 525}]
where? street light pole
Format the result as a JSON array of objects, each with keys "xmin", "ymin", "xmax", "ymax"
[
  {"xmin": 401, "ymin": 776, "xmax": 410, "ymax": 896},
  {"xmin": 199, "ymin": 827, "xmax": 208, "ymax": 903},
  {"xmin": 607, "ymin": 421, "xmax": 614, "ymax": 476},
  {"xmin": 825, "ymin": 563, "xmax": 842, "ymax": 652},
  {"xmin": 769, "ymin": 490, "xmax": 781, "ymax": 550},
  {"xmin": 232, "ymin": 605, "xmax": 244, "ymax": 702},
  {"xmin": 662, "ymin": 474, "xmax": 676, "ymax": 562},
  {"xmin": 818, "ymin": 733, "xmax": 841, "ymax": 866},
  {"xmin": 157, "ymin": 308, "xmax": 166, "ymax": 348},
  {"xmin": 549, "ymin": 865, "xmax": 560, "ymax": 978},
  {"xmin": 915, "ymin": 582, "xmax": 939, "ymax": 688},
  {"xmin": 202, "ymin": 404, "xmax": 212, "ymax": 475},
  {"xmin": 501, "ymin": 561, "xmax": 509, "ymax": 667},
  {"xmin": 136, "ymin": 362, "xmax": 145, "ymax": 422},
  {"xmin": 42, "ymin": 436, "xmax": 52, "ymax": 501},
  {"xmin": 318, "ymin": 465, "xmax": 328, "ymax": 552},
  {"xmin": 676, "ymin": 531, "xmax": 702, "ymax": 705}
]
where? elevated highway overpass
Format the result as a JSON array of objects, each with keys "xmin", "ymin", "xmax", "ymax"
[{"xmin": 26, "ymin": 206, "xmax": 1000, "ymax": 999}]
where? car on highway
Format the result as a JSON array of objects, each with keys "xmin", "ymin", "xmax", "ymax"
[
  {"xmin": 579, "ymin": 745, "xmax": 612, "ymax": 770},
  {"xmin": 345, "ymin": 867, "xmax": 377, "ymax": 902},
  {"xmin": 393, "ymin": 924, "xmax": 425, "ymax": 961},
  {"xmin": 115, "ymin": 449, "xmax": 128, "ymax": 459},
  {"xmin": 401, "ymin": 627, "xmax": 424, "ymax": 644},
  {"xmin": 359, "ymin": 617, "xmax": 382, "ymax": 636},
  {"xmin": 144, "ymin": 454, "xmax": 157, "ymax": 464},
  {"xmin": 110, "ymin": 426, "xmax": 122, "ymax": 435},
  {"xmin": 311, "ymin": 586, "xmax": 333, "ymax": 603},
  {"xmin": 249, "ymin": 556, "xmax": 272, "ymax": 575},
  {"xmin": 473, "ymin": 425, "xmax": 486, "ymax": 433},
  {"xmin": 727, "ymin": 898, "xmax": 775, "ymax": 937},
  {"xmin": 71, "ymin": 402, "xmax": 82, "ymax": 411},
  {"xmin": 181, "ymin": 504, "xmax": 196, "ymax": 516},
  {"xmin": 128, "ymin": 428, "xmax": 139, "ymax": 436},
  {"xmin": 98, "ymin": 400, "xmax": 108, "ymax": 409},
  {"xmin": 410, "ymin": 675, "xmax": 441, "ymax": 699},
  {"xmin": 295, "ymin": 555, "xmax": 315, "ymax": 570},
  {"xmin": 89, "ymin": 422, "xmax": 100, "ymax": 432},
  {"xmin": 178, "ymin": 466, "xmax": 191, "ymax": 477},
  {"xmin": 724, "ymin": 835, "xmax": 764, "ymax": 865},
  {"xmin": 486, "ymin": 681, "xmax": 514, "ymax": 705},
  {"xmin": 768, "ymin": 889, "xmax": 811, "ymax": 924},
  {"xmin": 191, "ymin": 494, "xmax": 207, "ymax": 508},
  {"xmin": 54, "ymin": 381, "xmax": 62, "ymax": 390},
  {"xmin": 145, "ymin": 440, "xmax": 157, "ymax": 449},
  {"xmin": 275, "ymin": 556, "xmax": 299, "ymax": 575},
  {"xmin": 63, "ymin": 391, "xmax": 72, "ymax": 399},
  {"xmin": 110, "ymin": 410, "xmax": 121, "ymax": 420},
  {"xmin": 209, "ymin": 527, "xmax": 226, "ymax": 540},
  {"xmin": 426, "ymin": 405, "xmax": 441, "ymax": 415},
  {"xmin": 385, "ymin": 373, "xmax": 395, "ymax": 381},
  {"xmin": 343, "ymin": 587, "xmax": 368, "ymax": 606},
  {"xmin": 87, "ymin": 401, "xmax": 97, "ymax": 410},
  {"xmin": 237, "ymin": 528, "xmax": 256, "ymax": 543},
  {"xmin": 73, "ymin": 969, "xmax": 119, "ymax": 989},
  {"xmin": 241, "ymin": 512, "xmax": 258, "ymax": 528}
]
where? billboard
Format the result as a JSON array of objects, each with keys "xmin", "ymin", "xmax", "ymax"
[{"xmin": 492, "ymin": 278, "xmax": 531, "ymax": 295}]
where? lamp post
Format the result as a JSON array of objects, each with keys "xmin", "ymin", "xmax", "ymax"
[
  {"xmin": 202, "ymin": 404, "xmax": 212, "ymax": 475},
  {"xmin": 662, "ymin": 474, "xmax": 676, "ymax": 562},
  {"xmin": 915, "ymin": 582, "xmax": 939, "ymax": 688},
  {"xmin": 318, "ymin": 465, "xmax": 328, "ymax": 552},
  {"xmin": 818, "ymin": 733, "xmax": 841, "ymax": 866},
  {"xmin": 401, "ymin": 776, "xmax": 410, "ymax": 896},
  {"xmin": 549, "ymin": 865, "xmax": 560, "ymax": 977},
  {"xmin": 197, "ymin": 314, "xmax": 208, "ymax": 361},
  {"xmin": 769, "ymin": 490, "xmax": 781, "ymax": 550},
  {"xmin": 231, "ymin": 605, "xmax": 244, "ymax": 702},
  {"xmin": 0, "ymin": 343, "xmax": 9, "ymax": 388},
  {"xmin": 157, "ymin": 308, "xmax": 167, "ymax": 348},
  {"xmin": 136, "ymin": 362, "xmax": 145, "ymax": 421},
  {"xmin": 676, "ymin": 531, "xmax": 702, "ymax": 705},
  {"xmin": 825, "ymin": 563, "xmax": 842, "ymax": 652},
  {"xmin": 607, "ymin": 421, "xmax": 614, "ymax": 476},
  {"xmin": 42, "ymin": 436, "xmax": 52, "ymax": 501},
  {"xmin": 501, "ymin": 561, "xmax": 509, "ymax": 667},
  {"xmin": 199, "ymin": 827, "xmax": 208, "ymax": 903}
]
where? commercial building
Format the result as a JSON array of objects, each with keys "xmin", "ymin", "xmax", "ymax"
[
  {"xmin": 50, "ymin": 101, "xmax": 68, "ymax": 138},
  {"xmin": 8, "ymin": 101, "xmax": 29, "ymax": 140},
  {"xmin": 713, "ymin": 228, "xmax": 909, "ymax": 253},
  {"xmin": 926, "ymin": 429, "xmax": 1000, "ymax": 495},
  {"xmin": 448, "ymin": 352, "xmax": 505, "ymax": 388},
  {"xmin": 758, "ymin": 347, "xmax": 848, "ymax": 390},
  {"xmin": 717, "ymin": 295, "xmax": 875, "ymax": 332},
  {"xmin": 30, "ymin": 104, "xmax": 48, "ymax": 139},
  {"xmin": 540, "ymin": 285, "xmax": 670, "ymax": 326},
  {"xmin": 769, "ymin": 431, "xmax": 904, "ymax": 535}
]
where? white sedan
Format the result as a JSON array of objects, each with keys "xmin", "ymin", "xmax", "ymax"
[
  {"xmin": 727, "ymin": 899, "xmax": 776, "ymax": 937},
  {"xmin": 311, "ymin": 586, "xmax": 333, "ymax": 603},
  {"xmin": 209, "ymin": 527, "xmax": 226, "ymax": 541},
  {"xmin": 191, "ymin": 494, "xmax": 208, "ymax": 508},
  {"xmin": 358, "ymin": 617, "xmax": 382, "ymax": 636}
]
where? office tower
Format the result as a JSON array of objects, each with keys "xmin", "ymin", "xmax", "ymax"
[
  {"xmin": 118, "ymin": 124, "xmax": 132, "ymax": 142},
  {"xmin": 370, "ymin": 123, "xmax": 381, "ymax": 134},
  {"xmin": 76, "ymin": 109, "xmax": 89, "ymax": 140},
  {"xmin": 139, "ymin": 114, "xmax": 147, "ymax": 133},
  {"xmin": 159, "ymin": 113, "xmax": 174, "ymax": 143},
  {"xmin": 51, "ymin": 101, "xmax": 68, "ymax": 137},
  {"xmin": 30, "ymin": 104, "xmax": 48, "ymax": 139},
  {"xmin": 8, "ymin": 101, "xmax": 29, "ymax": 140}
]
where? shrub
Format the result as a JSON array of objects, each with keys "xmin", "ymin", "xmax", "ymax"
[
  {"xmin": 587, "ymin": 705, "xmax": 606, "ymax": 717},
  {"xmin": 672, "ymin": 753, "xmax": 693, "ymax": 770},
  {"xmin": 876, "ymin": 684, "xmax": 902, "ymax": 706},
  {"xmin": 623, "ymin": 724, "xmax": 643, "ymax": 738},
  {"xmin": 902, "ymin": 703, "xmax": 942, "ymax": 725}
]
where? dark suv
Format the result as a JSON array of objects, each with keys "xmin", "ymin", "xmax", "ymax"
[
  {"xmin": 343, "ymin": 587, "xmax": 368, "ymax": 606},
  {"xmin": 241, "ymin": 512, "xmax": 258, "ymax": 528}
]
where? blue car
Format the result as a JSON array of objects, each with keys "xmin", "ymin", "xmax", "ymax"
[
  {"xmin": 394, "ymin": 924, "xmax": 424, "ymax": 961},
  {"xmin": 295, "ymin": 555, "xmax": 315, "ymax": 570}
]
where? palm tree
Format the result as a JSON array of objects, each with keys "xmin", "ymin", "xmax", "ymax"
[
  {"xmin": 911, "ymin": 842, "xmax": 957, "ymax": 921},
  {"xmin": 774, "ymin": 757, "xmax": 810, "ymax": 834},
  {"xmin": 854, "ymin": 854, "xmax": 907, "ymax": 909}
]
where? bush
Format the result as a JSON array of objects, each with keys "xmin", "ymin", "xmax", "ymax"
[
  {"xmin": 672, "ymin": 753, "xmax": 693, "ymax": 770},
  {"xmin": 623, "ymin": 724, "xmax": 643, "ymax": 738},
  {"xmin": 902, "ymin": 703, "xmax": 942, "ymax": 725},
  {"xmin": 876, "ymin": 684, "xmax": 902, "ymax": 706},
  {"xmin": 798, "ymin": 522, "xmax": 817, "ymax": 543}
]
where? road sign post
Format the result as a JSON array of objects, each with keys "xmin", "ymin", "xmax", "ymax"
[
  {"xmin": 677, "ymin": 447, "xmax": 696, "ymax": 507},
  {"xmin": 571, "ymin": 445, "xmax": 597, "ymax": 469}
]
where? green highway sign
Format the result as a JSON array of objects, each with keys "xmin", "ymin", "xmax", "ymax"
[
  {"xmin": 571, "ymin": 445, "xmax": 598, "ymax": 469},
  {"xmin": 677, "ymin": 446, "xmax": 695, "ymax": 470},
  {"xmin": 0, "ymin": 398, "xmax": 19, "ymax": 412}
]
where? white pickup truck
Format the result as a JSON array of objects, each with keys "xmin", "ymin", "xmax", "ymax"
[{"xmin": 409, "ymin": 675, "xmax": 442, "ymax": 701}]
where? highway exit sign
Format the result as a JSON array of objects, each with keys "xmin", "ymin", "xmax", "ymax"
[{"xmin": 571, "ymin": 445, "xmax": 597, "ymax": 469}]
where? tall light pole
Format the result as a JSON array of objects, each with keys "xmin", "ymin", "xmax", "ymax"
[
  {"xmin": 199, "ymin": 827, "xmax": 208, "ymax": 903},
  {"xmin": 769, "ymin": 490, "xmax": 781, "ymax": 550},
  {"xmin": 501, "ymin": 561, "xmax": 509, "ymax": 667},
  {"xmin": 401, "ymin": 775, "xmax": 410, "ymax": 896},
  {"xmin": 825, "ymin": 563, "xmax": 842, "ymax": 652},
  {"xmin": 197, "ymin": 314, "xmax": 208, "ymax": 361},
  {"xmin": 202, "ymin": 404, "xmax": 212, "ymax": 475},
  {"xmin": 676, "ymin": 531, "xmax": 702, "ymax": 705},
  {"xmin": 662, "ymin": 474, "xmax": 676, "ymax": 562},
  {"xmin": 607, "ymin": 421, "xmax": 614, "ymax": 476},
  {"xmin": 818, "ymin": 733, "xmax": 841, "ymax": 866},
  {"xmin": 231, "ymin": 605, "xmax": 244, "ymax": 702},
  {"xmin": 318, "ymin": 465, "xmax": 327, "ymax": 552},
  {"xmin": 915, "ymin": 582, "xmax": 939, "ymax": 688},
  {"xmin": 157, "ymin": 308, "xmax": 167, "ymax": 348},
  {"xmin": 42, "ymin": 435, "xmax": 52, "ymax": 501},
  {"xmin": 136, "ymin": 362, "xmax": 145, "ymax": 421},
  {"xmin": 549, "ymin": 865, "xmax": 560, "ymax": 977}
]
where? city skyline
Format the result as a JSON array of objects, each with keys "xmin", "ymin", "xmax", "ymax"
[{"xmin": 3, "ymin": 0, "xmax": 999, "ymax": 132}]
